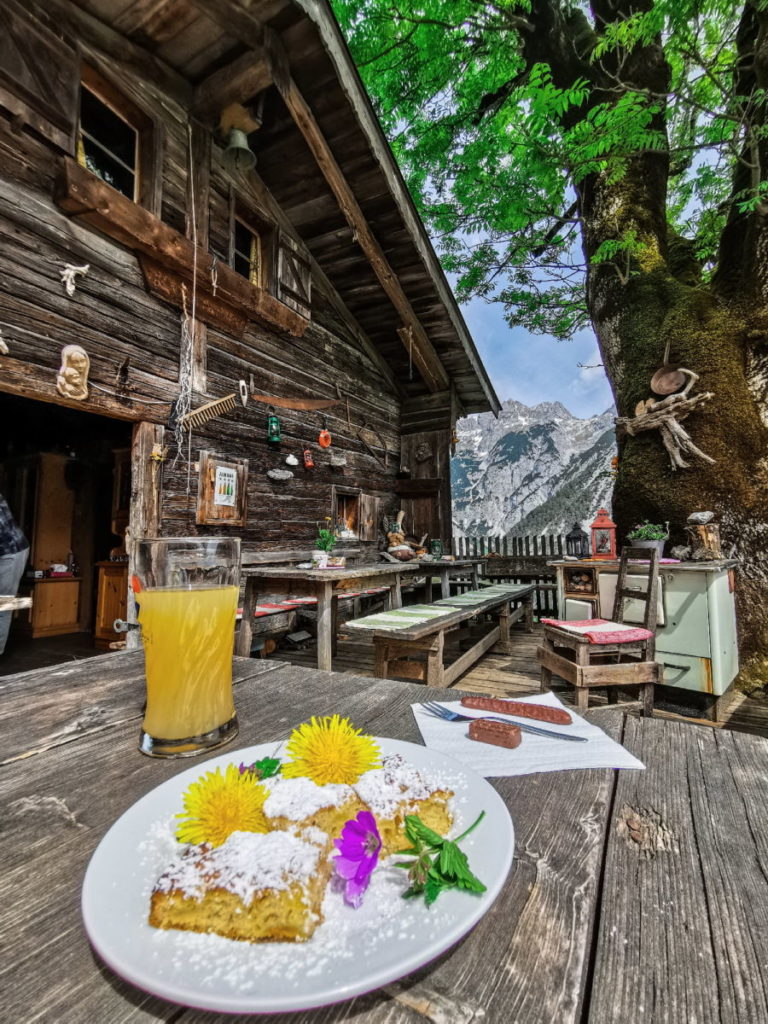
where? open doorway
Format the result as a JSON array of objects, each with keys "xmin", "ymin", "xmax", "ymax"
[{"xmin": 0, "ymin": 393, "xmax": 133, "ymax": 675}]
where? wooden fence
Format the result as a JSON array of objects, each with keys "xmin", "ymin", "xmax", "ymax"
[
  {"xmin": 453, "ymin": 534, "xmax": 565, "ymax": 558},
  {"xmin": 453, "ymin": 534, "xmax": 566, "ymax": 618}
]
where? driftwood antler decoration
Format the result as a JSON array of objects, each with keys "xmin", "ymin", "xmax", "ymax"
[{"xmin": 615, "ymin": 369, "xmax": 715, "ymax": 470}]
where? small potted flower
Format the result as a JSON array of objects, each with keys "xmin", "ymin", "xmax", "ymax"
[
  {"xmin": 627, "ymin": 520, "xmax": 669, "ymax": 557},
  {"xmin": 312, "ymin": 519, "xmax": 339, "ymax": 569}
]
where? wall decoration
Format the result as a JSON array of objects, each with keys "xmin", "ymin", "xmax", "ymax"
[
  {"xmin": 303, "ymin": 448, "xmax": 315, "ymax": 469},
  {"xmin": 181, "ymin": 392, "xmax": 237, "ymax": 431},
  {"xmin": 60, "ymin": 262, "xmax": 89, "ymax": 296},
  {"xmin": 266, "ymin": 406, "xmax": 281, "ymax": 444},
  {"xmin": 238, "ymin": 380, "xmax": 249, "ymax": 407},
  {"xmin": 267, "ymin": 468, "xmax": 294, "ymax": 481},
  {"xmin": 285, "ymin": 453, "xmax": 299, "ymax": 466},
  {"xmin": 0, "ymin": 328, "xmax": 8, "ymax": 355},
  {"xmin": 615, "ymin": 369, "xmax": 714, "ymax": 470},
  {"xmin": 414, "ymin": 442, "xmax": 433, "ymax": 462},
  {"xmin": 330, "ymin": 452, "xmax": 347, "ymax": 468},
  {"xmin": 56, "ymin": 344, "xmax": 90, "ymax": 400},
  {"xmin": 196, "ymin": 451, "xmax": 248, "ymax": 526},
  {"xmin": 213, "ymin": 465, "xmax": 237, "ymax": 507},
  {"xmin": 318, "ymin": 421, "xmax": 332, "ymax": 448}
]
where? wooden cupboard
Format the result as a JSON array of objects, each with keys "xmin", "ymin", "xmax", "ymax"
[{"xmin": 94, "ymin": 562, "xmax": 128, "ymax": 649}]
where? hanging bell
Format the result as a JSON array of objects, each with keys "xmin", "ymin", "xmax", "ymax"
[
  {"xmin": 222, "ymin": 128, "xmax": 256, "ymax": 174},
  {"xmin": 318, "ymin": 419, "xmax": 332, "ymax": 448},
  {"xmin": 266, "ymin": 406, "xmax": 281, "ymax": 444},
  {"xmin": 303, "ymin": 447, "xmax": 315, "ymax": 469}
]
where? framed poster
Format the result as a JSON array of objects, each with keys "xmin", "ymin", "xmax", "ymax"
[{"xmin": 196, "ymin": 451, "xmax": 248, "ymax": 526}]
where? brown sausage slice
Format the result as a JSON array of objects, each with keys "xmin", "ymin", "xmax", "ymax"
[
  {"xmin": 461, "ymin": 696, "xmax": 572, "ymax": 724},
  {"xmin": 468, "ymin": 719, "xmax": 522, "ymax": 749}
]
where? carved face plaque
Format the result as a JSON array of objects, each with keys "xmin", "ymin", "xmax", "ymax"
[
  {"xmin": 414, "ymin": 442, "xmax": 432, "ymax": 463},
  {"xmin": 56, "ymin": 344, "xmax": 90, "ymax": 401}
]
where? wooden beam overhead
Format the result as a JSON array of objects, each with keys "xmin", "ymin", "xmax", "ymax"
[
  {"xmin": 47, "ymin": 0, "xmax": 193, "ymax": 108},
  {"xmin": 188, "ymin": 0, "xmax": 450, "ymax": 393},
  {"xmin": 193, "ymin": 47, "xmax": 272, "ymax": 122}
]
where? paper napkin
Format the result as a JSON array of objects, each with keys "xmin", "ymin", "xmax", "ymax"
[{"xmin": 412, "ymin": 691, "xmax": 644, "ymax": 777}]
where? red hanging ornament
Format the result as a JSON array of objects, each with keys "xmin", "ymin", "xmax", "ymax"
[
  {"xmin": 303, "ymin": 448, "xmax": 315, "ymax": 469},
  {"xmin": 318, "ymin": 418, "xmax": 332, "ymax": 448}
]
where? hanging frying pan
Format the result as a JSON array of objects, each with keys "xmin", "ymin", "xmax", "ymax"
[{"xmin": 650, "ymin": 341, "xmax": 687, "ymax": 396}]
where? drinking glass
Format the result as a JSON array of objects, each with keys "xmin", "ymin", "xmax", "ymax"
[{"xmin": 135, "ymin": 537, "xmax": 240, "ymax": 757}]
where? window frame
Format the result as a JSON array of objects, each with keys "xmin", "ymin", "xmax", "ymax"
[
  {"xmin": 229, "ymin": 200, "xmax": 275, "ymax": 292},
  {"xmin": 76, "ymin": 63, "xmax": 160, "ymax": 214}
]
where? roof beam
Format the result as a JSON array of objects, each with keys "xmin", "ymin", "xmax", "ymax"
[
  {"xmin": 188, "ymin": 0, "xmax": 449, "ymax": 393},
  {"xmin": 50, "ymin": 0, "xmax": 192, "ymax": 107},
  {"xmin": 192, "ymin": 47, "xmax": 272, "ymax": 122}
]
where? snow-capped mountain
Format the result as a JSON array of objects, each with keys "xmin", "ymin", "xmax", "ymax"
[{"xmin": 451, "ymin": 399, "xmax": 617, "ymax": 538}]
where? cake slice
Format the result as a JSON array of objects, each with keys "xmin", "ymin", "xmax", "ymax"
[
  {"xmin": 148, "ymin": 829, "xmax": 330, "ymax": 942},
  {"xmin": 354, "ymin": 754, "xmax": 453, "ymax": 856},
  {"xmin": 262, "ymin": 776, "xmax": 365, "ymax": 844}
]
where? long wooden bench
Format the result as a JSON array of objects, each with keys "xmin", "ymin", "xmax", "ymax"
[{"xmin": 345, "ymin": 584, "xmax": 535, "ymax": 687}]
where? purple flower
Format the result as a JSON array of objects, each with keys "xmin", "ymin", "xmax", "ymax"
[{"xmin": 333, "ymin": 811, "xmax": 382, "ymax": 908}]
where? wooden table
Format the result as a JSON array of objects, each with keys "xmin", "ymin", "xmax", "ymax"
[
  {"xmin": 420, "ymin": 557, "xmax": 487, "ymax": 600},
  {"xmin": 236, "ymin": 563, "xmax": 425, "ymax": 669},
  {"xmin": 3, "ymin": 652, "xmax": 767, "ymax": 1023}
]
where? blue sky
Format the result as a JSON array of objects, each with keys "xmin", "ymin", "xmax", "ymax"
[{"xmin": 460, "ymin": 295, "xmax": 616, "ymax": 419}]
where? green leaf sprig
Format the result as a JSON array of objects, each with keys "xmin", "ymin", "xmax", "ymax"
[
  {"xmin": 394, "ymin": 811, "xmax": 486, "ymax": 906},
  {"xmin": 247, "ymin": 756, "xmax": 282, "ymax": 780}
]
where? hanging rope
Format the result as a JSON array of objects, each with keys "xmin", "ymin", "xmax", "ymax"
[{"xmin": 174, "ymin": 123, "xmax": 199, "ymax": 486}]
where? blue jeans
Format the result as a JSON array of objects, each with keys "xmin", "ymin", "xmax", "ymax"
[{"xmin": 0, "ymin": 547, "xmax": 28, "ymax": 654}]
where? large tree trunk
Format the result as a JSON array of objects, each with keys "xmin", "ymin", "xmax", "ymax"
[{"xmin": 523, "ymin": 0, "xmax": 768, "ymax": 673}]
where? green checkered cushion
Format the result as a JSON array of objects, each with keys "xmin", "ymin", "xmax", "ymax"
[{"xmin": 345, "ymin": 604, "xmax": 451, "ymax": 632}]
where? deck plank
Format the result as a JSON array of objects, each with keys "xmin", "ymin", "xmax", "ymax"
[{"xmin": 588, "ymin": 717, "xmax": 768, "ymax": 1023}]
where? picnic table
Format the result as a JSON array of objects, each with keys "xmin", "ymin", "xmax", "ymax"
[
  {"xmin": 2, "ymin": 651, "xmax": 766, "ymax": 1023},
  {"xmin": 235, "ymin": 562, "xmax": 425, "ymax": 669}
]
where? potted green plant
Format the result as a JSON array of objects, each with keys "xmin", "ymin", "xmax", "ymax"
[
  {"xmin": 627, "ymin": 521, "xmax": 669, "ymax": 557},
  {"xmin": 312, "ymin": 520, "xmax": 338, "ymax": 569}
]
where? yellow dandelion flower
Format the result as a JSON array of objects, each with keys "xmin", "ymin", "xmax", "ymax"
[
  {"xmin": 175, "ymin": 764, "xmax": 269, "ymax": 847},
  {"xmin": 282, "ymin": 714, "xmax": 380, "ymax": 785}
]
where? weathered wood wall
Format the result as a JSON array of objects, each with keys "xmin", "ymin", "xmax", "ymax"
[{"xmin": 0, "ymin": 3, "xmax": 421, "ymax": 560}]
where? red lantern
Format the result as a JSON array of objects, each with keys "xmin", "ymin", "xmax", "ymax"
[
  {"xmin": 590, "ymin": 508, "xmax": 617, "ymax": 560},
  {"xmin": 303, "ymin": 448, "xmax": 315, "ymax": 469}
]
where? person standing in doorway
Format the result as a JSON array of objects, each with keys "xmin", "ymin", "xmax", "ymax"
[{"xmin": 0, "ymin": 492, "xmax": 29, "ymax": 655}]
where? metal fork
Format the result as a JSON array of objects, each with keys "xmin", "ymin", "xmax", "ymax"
[{"xmin": 421, "ymin": 701, "xmax": 588, "ymax": 742}]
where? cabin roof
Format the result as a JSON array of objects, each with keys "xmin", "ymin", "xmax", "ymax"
[{"xmin": 69, "ymin": 0, "xmax": 501, "ymax": 417}]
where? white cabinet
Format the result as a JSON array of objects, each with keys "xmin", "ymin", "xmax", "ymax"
[{"xmin": 554, "ymin": 560, "xmax": 738, "ymax": 696}]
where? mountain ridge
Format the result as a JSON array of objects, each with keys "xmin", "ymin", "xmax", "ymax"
[{"xmin": 451, "ymin": 399, "xmax": 617, "ymax": 538}]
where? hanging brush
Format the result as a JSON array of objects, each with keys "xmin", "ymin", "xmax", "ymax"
[{"xmin": 180, "ymin": 392, "xmax": 238, "ymax": 431}]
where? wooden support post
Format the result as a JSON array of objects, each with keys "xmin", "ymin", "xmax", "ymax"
[
  {"xmin": 388, "ymin": 575, "xmax": 402, "ymax": 610},
  {"xmin": 440, "ymin": 570, "xmax": 451, "ymax": 600},
  {"xmin": 425, "ymin": 631, "xmax": 445, "ymax": 687},
  {"xmin": 316, "ymin": 581, "xmax": 334, "ymax": 671},
  {"xmin": 237, "ymin": 579, "xmax": 258, "ymax": 657},
  {"xmin": 539, "ymin": 636, "xmax": 555, "ymax": 692},
  {"xmin": 127, "ymin": 423, "xmax": 164, "ymax": 650},
  {"xmin": 374, "ymin": 639, "xmax": 390, "ymax": 679}
]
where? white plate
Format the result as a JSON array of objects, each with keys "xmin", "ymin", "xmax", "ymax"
[{"xmin": 82, "ymin": 738, "xmax": 514, "ymax": 1014}]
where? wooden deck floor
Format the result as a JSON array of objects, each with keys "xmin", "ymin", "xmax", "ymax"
[{"xmin": 271, "ymin": 624, "xmax": 768, "ymax": 738}]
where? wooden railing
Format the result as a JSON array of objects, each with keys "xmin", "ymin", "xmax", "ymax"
[
  {"xmin": 453, "ymin": 534, "xmax": 565, "ymax": 618},
  {"xmin": 453, "ymin": 534, "xmax": 565, "ymax": 558}
]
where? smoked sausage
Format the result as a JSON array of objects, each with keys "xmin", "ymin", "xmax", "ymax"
[
  {"xmin": 468, "ymin": 718, "xmax": 522, "ymax": 749},
  {"xmin": 461, "ymin": 696, "xmax": 572, "ymax": 725}
]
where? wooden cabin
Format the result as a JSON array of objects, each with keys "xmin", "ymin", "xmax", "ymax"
[{"xmin": 0, "ymin": 0, "xmax": 499, "ymax": 652}]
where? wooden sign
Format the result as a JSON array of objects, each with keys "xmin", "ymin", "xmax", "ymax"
[{"xmin": 196, "ymin": 451, "xmax": 248, "ymax": 527}]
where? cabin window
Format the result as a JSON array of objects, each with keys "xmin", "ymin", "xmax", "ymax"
[
  {"xmin": 231, "ymin": 205, "xmax": 273, "ymax": 289},
  {"xmin": 77, "ymin": 86, "xmax": 137, "ymax": 200},
  {"xmin": 233, "ymin": 218, "xmax": 263, "ymax": 285},
  {"xmin": 75, "ymin": 65, "xmax": 158, "ymax": 210},
  {"xmin": 332, "ymin": 486, "xmax": 362, "ymax": 540}
]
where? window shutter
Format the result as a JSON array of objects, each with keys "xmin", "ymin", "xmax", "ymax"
[
  {"xmin": 358, "ymin": 493, "xmax": 380, "ymax": 542},
  {"xmin": 0, "ymin": 1, "xmax": 79, "ymax": 151},
  {"xmin": 276, "ymin": 230, "xmax": 312, "ymax": 320}
]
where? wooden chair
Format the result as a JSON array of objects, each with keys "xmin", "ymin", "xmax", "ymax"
[{"xmin": 536, "ymin": 546, "xmax": 662, "ymax": 715}]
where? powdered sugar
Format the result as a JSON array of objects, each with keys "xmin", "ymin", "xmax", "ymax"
[
  {"xmin": 263, "ymin": 776, "xmax": 355, "ymax": 821},
  {"xmin": 154, "ymin": 830, "xmax": 321, "ymax": 903},
  {"xmin": 354, "ymin": 753, "xmax": 456, "ymax": 818}
]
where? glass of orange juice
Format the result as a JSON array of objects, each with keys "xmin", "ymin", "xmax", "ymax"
[{"xmin": 136, "ymin": 537, "xmax": 240, "ymax": 757}]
